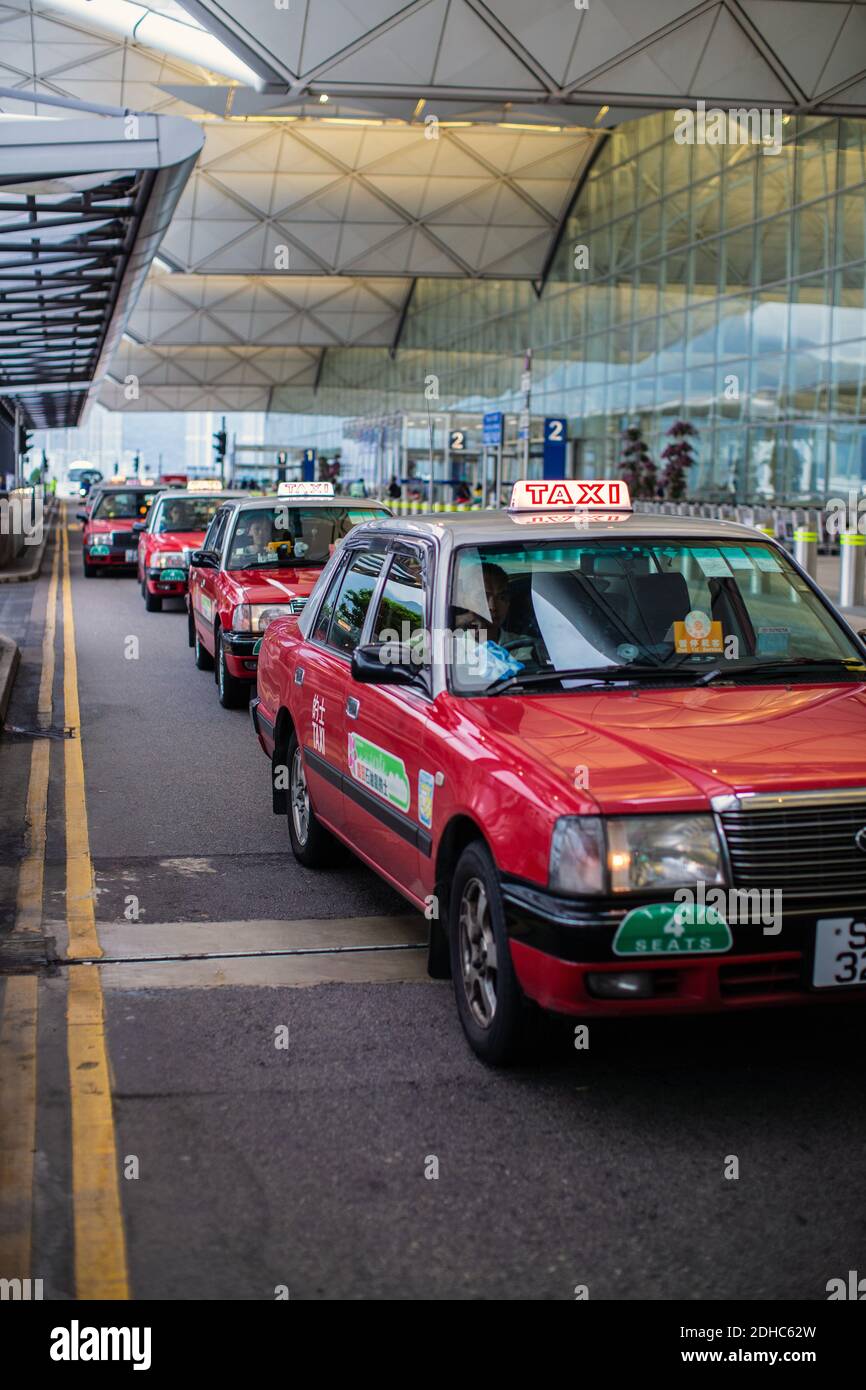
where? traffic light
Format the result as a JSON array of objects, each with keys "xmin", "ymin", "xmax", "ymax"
[
  {"xmin": 132, "ymin": 451, "xmax": 141, "ymax": 476},
  {"xmin": 213, "ymin": 423, "xmax": 227, "ymax": 463},
  {"xmin": 16, "ymin": 422, "xmax": 34, "ymax": 460}
]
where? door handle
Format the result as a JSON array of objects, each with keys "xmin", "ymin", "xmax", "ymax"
[
  {"xmin": 346, "ymin": 696, "xmax": 360, "ymax": 719},
  {"xmin": 294, "ymin": 666, "xmax": 304, "ymax": 685}
]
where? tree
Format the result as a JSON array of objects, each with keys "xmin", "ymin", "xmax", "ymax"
[
  {"xmin": 660, "ymin": 419, "xmax": 697, "ymax": 500},
  {"xmin": 618, "ymin": 425, "xmax": 657, "ymax": 500}
]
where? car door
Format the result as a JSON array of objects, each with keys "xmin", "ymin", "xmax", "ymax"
[
  {"xmin": 191, "ymin": 507, "xmax": 229, "ymax": 656},
  {"xmin": 342, "ymin": 541, "xmax": 434, "ymax": 903},
  {"xmin": 296, "ymin": 544, "xmax": 388, "ymax": 831}
]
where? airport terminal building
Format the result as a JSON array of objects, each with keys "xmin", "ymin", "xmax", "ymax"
[{"xmin": 327, "ymin": 111, "xmax": 866, "ymax": 505}]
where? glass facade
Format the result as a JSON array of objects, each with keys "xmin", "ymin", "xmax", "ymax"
[{"xmin": 307, "ymin": 112, "xmax": 866, "ymax": 503}]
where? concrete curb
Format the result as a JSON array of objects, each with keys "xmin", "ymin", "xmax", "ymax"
[
  {"xmin": 0, "ymin": 503, "xmax": 56, "ymax": 584},
  {"xmin": 0, "ymin": 629, "xmax": 21, "ymax": 725}
]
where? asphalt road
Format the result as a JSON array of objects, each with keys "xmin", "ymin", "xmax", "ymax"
[{"xmin": 3, "ymin": 518, "xmax": 866, "ymax": 1301}]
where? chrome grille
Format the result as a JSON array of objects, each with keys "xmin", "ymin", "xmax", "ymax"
[
  {"xmin": 720, "ymin": 795, "xmax": 866, "ymax": 911},
  {"xmin": 112, "ymin": 531, "xmax": 136, "ymax": 548}
]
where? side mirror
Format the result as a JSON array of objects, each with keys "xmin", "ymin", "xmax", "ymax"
[
  {"xmin": 858, "ymin": 629, "xmax": 866, "ymax": 643},
  {"xmin": 76, "ymin": 510, "xmax": 87, "ymax": 522},
  {"xmin": 351, "ymin": 642, "xmax": 424, "ymax": 687},
  {"xmin": 189, "ymin": 549, "xmax": 217, "ymax": 569},
  {"xmin": 131, "ymin": 520, "xmax": 146, "ymax": 534}
]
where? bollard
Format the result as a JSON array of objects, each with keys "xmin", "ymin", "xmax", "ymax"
[
  {"xmin": 839, "ymin": 532, "xmax": 866, "ymax": 609},
  {"xmin": 793, "ymin": 526, "xmax": 818, "ymax": 579}
]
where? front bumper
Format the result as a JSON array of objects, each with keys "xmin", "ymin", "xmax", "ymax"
[
  {"xmin": 221, "ymin": 629, "xmax": 260, "ymax": 680},
  {"xmin": 146, "ymin": 566, "xmax": 188, "ymax": 595},
  {"xmin": 503, "ymin": 881, "xmax": 866, "ymax": 1016},
  {"xmin": 85, "ymin": 546, "xmax": 138, "ymax": 568}
]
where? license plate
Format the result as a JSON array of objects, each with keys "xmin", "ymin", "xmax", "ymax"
[
  {"xmin": 125, "ymin": 549, "xmax": 137, "ymax": 562},
  {"xmin": 812, "ymin": 917, "xmax": 866, "ymax": 988},
  {"xmin": 161, "ymin": 568, "xmax": 185, "ymax": 582}
]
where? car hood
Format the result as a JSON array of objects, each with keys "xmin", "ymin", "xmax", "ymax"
[
  {"xmin": 148, "ymin": 530, "xmax": 206, "ymax": 552},
  {"xmin": 468, "ymin": 681, "xmax": 866, "ymax": 813},
  {"xmin": 226, "ymin": 566, "xmax": 324, "ymax": 604},
  {"xmin": 87, "ymin": 518, "xmax": 136, "ymax": 534}
]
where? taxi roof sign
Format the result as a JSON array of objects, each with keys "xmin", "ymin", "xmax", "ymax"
[
  {"xmin": 509, "ymin": 479, "xmax": 631, "ymax": 511},
  {"xmin": 277, "ymin": 480, "xmax": 335, "ymax": 497},
  {"xmin": 187, "ymin": 477, "xmax": 223, "ymax": 492}
]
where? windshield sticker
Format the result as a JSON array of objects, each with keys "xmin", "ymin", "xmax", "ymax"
[
  {"xmin": 613, "ymin": 901, "xmax": 733, "ymax": 956},
  {"xmin": 723, "ymin": 547, "xmax": 753, "ymax": 570},
  {"xmin": 694, "ymin": 548, "xmax": 732, "ymax": 578},
  {"xmin": 674, "ymin": 611, "xmax": 724, "ymax": 654},
  {"xmin": 418, "ymin": 769, "xmax": 435, "ymax": 828},
  {"xmin": 757, "ymin": 627, "xmax": 791, "ymax": 656},
  {"xmin": 348, "ymin": 733, "xmax": 411, "ymax": 814},
  {"xmin": 752, "ymin": 549, "xmax": 782, "ymax": 572}
]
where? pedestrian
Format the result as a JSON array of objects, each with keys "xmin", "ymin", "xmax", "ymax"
[{"xmin": 387, "ymin": 474, "xmax": 402, "ymax": 500}]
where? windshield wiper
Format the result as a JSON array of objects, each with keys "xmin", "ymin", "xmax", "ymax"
[
  {"xmin": 483, "ymin": 663, "xmax": 677, "ymax": 696},
  {"xmin": 705, "ymin": 657, "xmax": 865, "ymax": 682}
]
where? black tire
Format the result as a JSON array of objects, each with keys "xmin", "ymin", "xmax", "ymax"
[
  {"xmin": 83, "ymin": 562, "xmax": 97, "ymax": 578},
  {"xmin": 187, "ymin": 606, "xmax": 196, "ymax": 648},
  {"xmin": 449, "ymin": 840, "xmax": 531, "ymax": 1066},
  {"xmin": 194, "ymin": 625, "xmax": 214, "ymax": 671},
  {"xmin": 144, "ymin": 585, "xmax": 162, "ymax": 613},
  {"xmin": 216, "ymin": 630, "xmax": 249, "ymax": 709},
  {"xmin": 286, "ymin": 732, "xmax": 337, "ymax": 867}
]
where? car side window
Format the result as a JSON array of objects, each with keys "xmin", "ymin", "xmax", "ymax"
[
  {"xmin": 322, "ymin": 549, "xmax": 386, "ymax": 654},
  {"xmin": 371, "ymin": 548, "xmax": 427, "ymax": 647},
  {"xmin": 204, "ymin": 510, "xmax": 228, "ymax": 557},
  {"xmin": 311, "ymin": 554, "xmax": 349, "ymax": 643}
]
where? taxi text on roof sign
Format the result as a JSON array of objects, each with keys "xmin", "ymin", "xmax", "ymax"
[
  {"xmin": 509, "ymin": 479, "xmax": 632, "ymax": 511},
  {"xmin": 188, "ymin": 478, "xmax": 224, "ymax": 492},
  {"xmin": 277, "ymin": 481, "xmax": 335, "ymax": 497}
]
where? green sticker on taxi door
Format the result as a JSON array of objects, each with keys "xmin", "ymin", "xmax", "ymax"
[{"xmin": 612, "ymin": 901, "xmax": 733, "ymax": 956}]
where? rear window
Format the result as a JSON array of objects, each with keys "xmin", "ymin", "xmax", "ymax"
[{"xmin": 92, "ymin": 491, "xmax": 156, "ymax": 520}]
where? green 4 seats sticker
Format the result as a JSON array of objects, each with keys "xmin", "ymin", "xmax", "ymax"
[{"xmin": 612, "ymin": 901, "xmax": 733, "ymax": 957}]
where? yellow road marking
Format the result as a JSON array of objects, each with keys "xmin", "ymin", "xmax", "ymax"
[
  {"xmin": 0, "ymin": 524, "xmax": 59, "ymax": 1279},
  {"xmin": 62, "ymin": 520, "xmax": 100, "ymax": 960},
  {"xmin": 61, "ymin": 516, "xmax": 130, "ymax": 1300}
]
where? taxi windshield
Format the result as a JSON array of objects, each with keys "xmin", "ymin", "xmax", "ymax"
[
  {"xmin": 154, "ymin": 497, "xmax": 222, "ymax": 534},
  {"xmin": 449, "ymin": 538, "xmax": 865, "ymax": 694},
  {"xmin": 226, "ymin": 505, "xmax": 387, "ymax": 570},
  {"xmin": 92, "ymin": 491, "xmax": 156, "ymax": 520}
]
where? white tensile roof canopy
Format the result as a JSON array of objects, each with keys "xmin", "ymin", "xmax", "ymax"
[{"xmin": 1, "ymin": 0, "xmax": 864, "ymax": 415}]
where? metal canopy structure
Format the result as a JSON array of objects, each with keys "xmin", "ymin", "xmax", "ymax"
[
  {"xmin": 0, "ymin": 112, "xmax": 202, "ymax": 427},
  {"xmin": 4, "ymin": 0, "xmax": 866, "ymax": 419},
  {"xmin": 176, "ymin": 0, "xmax": 866, "ymax": 118}
]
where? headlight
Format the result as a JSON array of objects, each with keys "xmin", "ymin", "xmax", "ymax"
[
  {"xmin": 232, "ymin": 603, "xmax": 289, "ymax": 633},
  {"xmin": 549, "ymin": 817, "xmax": 605, "ymax": 894},
  {"xmin": 606, "ymin": 816, "xmax": 724, "ymax": 892},
  {"xmin": 154, "ymin": 551, "xmax": 184, "ymax": 569}
]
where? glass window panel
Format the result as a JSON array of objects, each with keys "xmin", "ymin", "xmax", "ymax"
[
  {"xmin": 723, "ymin": 153, "xmax": 757, "ymax": 228},
  {"xmin": 720, "ymin": 228, "xmax": 754, "ymax": 291},
  {"xmin": 752, "ymin": 292, "xmax": 789, "ymax": 354},
  {"xmin": 839, "ymin": 121, "xmax": 866, "ymax": 189},
  {"xmin": 791, "ymin": 275, "xmax": 832, "ymax": 348},
  {"xmin": 795, "ymin": 120, "xmax": 838, "ymax": 204},
  {"xmin": 686, "ymin": 301, "xmax": 719, "ymax": 365},
  {"xmin": 758, "ymin": 147, "xmax": 795, "ymax": 219},
  {"xmin": 754, "ymin": 216, "xmax": 790, "ymax": 286},
  {"xmin": 717, "ymin": 298, "xmax": 751, "ymax": 359},
  {"xmin": 838, "ymin": 190, "xmax": 866, "ymax": 264},
  {"xmin": 832, "ymin": 265, "xmax": 866, "ymax": 342},
  {"xmin": 637, "ymin": 142, "xmax": 664, "ymax": 206},
  {"xmin": 793, "ymin": 199, "xmax": 834, "ymax": 277}
]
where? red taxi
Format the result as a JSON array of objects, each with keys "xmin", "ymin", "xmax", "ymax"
[
  {"xmin": 188, "ymin": 484, "xmax": 390, "ymax": 709},
  {"xmin": 136, "ymin": 488, "xmax": 242, "ymax": 612},
  {"xmin": 252, "ymin": 478, "xmax": 866, "ymax": 1064},
  {"xmin": 79, "ymin": 485, "xmax": 159, "ymax": 577}
]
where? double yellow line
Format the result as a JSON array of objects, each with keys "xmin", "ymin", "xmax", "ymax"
[{"xmin": 0, "ymin": 510, "xmax": 129, "ymax": 1298}]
